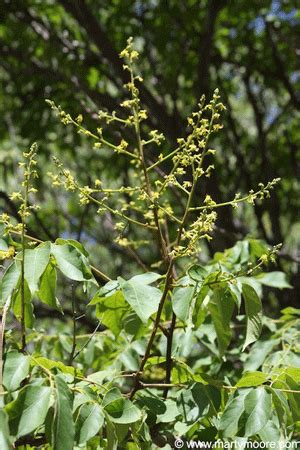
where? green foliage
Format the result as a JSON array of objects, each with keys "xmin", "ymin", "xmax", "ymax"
[{"xmin": 0, "ymin": 40, "xmax": 297, "ymax": 449}]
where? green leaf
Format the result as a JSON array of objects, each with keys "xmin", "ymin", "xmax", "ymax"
[
  {"xmin": 75, "ymin": 403, "xmax": 104, "ymax": 445},
  {"xmin": 285, "ymin": 375, "xmax": 300, "ymax": 421},
  {"xmin": 285, "ymin": 367, "xmax": 300, "ymax": 383},
  {"xmin": 136, "ymin": 392, "xmax": 167, "ymax": 416},
  {"xmin": 228, "ymin": 282, "xmax": 242, "ymax": 310},
  {"xmin": 52, "ymin": 375, "xmax": 75, "ymax": 450},
  {"xmin": 103, "ymin": 388, "xmax": 141, "ymax": 424},
  {"xmin": 95, "ymin": 291, "xmax": 129, "ymax": 336},
  {"xmin": 130, "ymin": 272, "xmax": 161, "ymax": 284},
  {"xmin": 0, "ymin": 238, "xmax": 8, "ymax": 251},
  {"xmin": 32, "ymin": 356, "xmax": 76, "ymax": 376},
  {"xmin": 124, "ymin": 312, "xmax": 147, "ymax": 339},
  {"xmin": 271, "ymin": 388, "xmax": 292, "ymax": 426},
  {"xmin": 281, "ymin": 307, "xmax": 300, "ymax": 316},
  {"xmin": 55, "ymin": 238, "xmax": 89, "ymax": 257},
  {"xmin": 255, "ymin": 271, "xmax": 291, "ymax": 289},
  {"xmin": 51, "ymin": 243, "xmax": 92, "ymax": 282},
  {"xmin": 259, "ymin": 420, "xmax": 281, "ymax": 444},
  {"xmin": 208, "ymin": 289, "xmax": 235, "ymax": 356},
  {"xmin": 90, "ymin": 280, "xmax": 119, "ymax": 301},
  {"xmin": 171, "ymin": 359, "xmax": 195, "ymax": 384},
  {"xmin": 172, "ymin": 281, "xmax": 195, "ymax": 322},
  {"xmin": 157, "ymin": 399, "xmax": 179, "ymax": 423},
  {"xmin": 243, "ymin": 388, "xmax": 272, "ymax": 437},
  {"xmin": 219, "ymin": 389, "xmax": 250, "ymax": 438},
  {"xmin": 23, "ymin": 242, "xmax": 50, "ymax": 294},
  {"xmin": 188, "ymin": 265, "xmax": 208, "ymax": 282},
  {"xmin": 244, "ymin": 339, "xmax": 280, "ymax": 372},
  {"xmin": 236, "ymin": 372, "xmax": 268, "ymax": 388},
  {"xmin": 5, "ymin": 385, "xmax": 51, "ymax": 438},
  {"xmin": 120, "ymin": 276, "xmax": 161, "ymax": 323},
  {"xmin": 12, "ymin": 280, "xmax": 34, "ymax": 328},
  {"xmin": 177, "ymin": 383, "xmax": 220, "ymax": 423},
  {"xmin": 3, "ymin": 352, "xmax": 30, "ymax": 392},
  {"xmin": 242, "ymin": 284, "xmax": 263, "ymax": 351},
  {"xmin": 106, "ymin": 399, "xmax": 141, "ymax": 424},
  {"xmin": 0, "ymin": 410, "xmax": 12, "ymax": 450},
  {"xmin": 0, "ymin": 262, "xmax": 20, "ymax": 308},
  {"xmin": 37, "ymin": 261, "xmax": 61, "ymax": 311}
]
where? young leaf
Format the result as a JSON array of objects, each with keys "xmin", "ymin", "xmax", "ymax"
[
  {"xmin": 75, "ymin": 403, "xmax": 104, "ymax": 445},
  {"xmin": 5, "ymin": 385, "xmax": 51, "ymax": 438},
  {"xmin": 242, "ymin": 284, "xmax": 263, "ymax": 351},
  {"xmin": 51, "ymin": 243, "xmax": 92, "ymax": 282},
  {"xmin": 52, "ymin": 375, "xmax": 75, "ymax": 450},
  {"xmin": 32, "ymin": 356, "xmax": 76, "ymax": 376},
  {"xmin": 23, "ymin": 242, "xmax": 51, "ymax": 294},
  {"xmin": 120, "ymin": 276, "xmax": 161, "ymax": 323},
  {"xmin": 236, "ymin": 372, "xmax": 269, "ymax": 388},
  {"xmin": 3, "ymin": 352, "xmax": 30, "ymax": 392}
]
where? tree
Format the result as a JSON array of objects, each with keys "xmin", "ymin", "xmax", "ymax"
[
  {"xmin": 0, "ymin": 1, "xmax": 299, "ymax": 303},
  {"xmin": 0, "ymin": 44, "xmax": 297, "ymax": 447}
]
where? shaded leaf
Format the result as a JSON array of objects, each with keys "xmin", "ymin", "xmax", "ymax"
[
  {"xmin": 12, "ymin": 280, "xmax": 34, "ymax": 328},
  {"xmin": 177, "ymin": 383, "xmax": 220, "ymax": 423},
  {"xmin": 208, "ymin": 289, "xmax": 235, "ymax": 356},
  {"xmin": 219, "ymin": 389, "xmax": 250, "ymax": 438},
  {"xmin": 52, "ymin": 375, "xmax": 74, "ymax": 450},
  {"xmin": 38, "ymin": 261, "xmax": 61, "ymax": 311},
  {"xmin": 242, "ymin": 284, "xmax": 262, "ymax": 351}
]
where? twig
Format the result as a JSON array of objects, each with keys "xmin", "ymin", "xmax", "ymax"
[
  {"xmin": 9, "ymin": 229, "xmax": 111, "ymax": 283},
  {"xmin": 72, "ymin": 321, "xmax": 101, "ymax": 361},
  {"xmin": 163, "ymin": 312, "xmax": 176, "ymax": 398},
  {"xmin": 0, "ymin": 297, "xmax": 12, "ymax": 400},
  {"xmin": 68, "ymin": 285, "xmax": 77, "ymax": 364}
]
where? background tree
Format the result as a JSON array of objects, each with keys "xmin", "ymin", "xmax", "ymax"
[{"xmin": 0, "ymin": 0, "xmax": 299, "ymax": 308}]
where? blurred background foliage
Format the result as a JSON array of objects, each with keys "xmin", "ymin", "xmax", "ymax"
[{"xmin": 0, "ymin": 0, "xmax": 299, "ymax": 311}]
